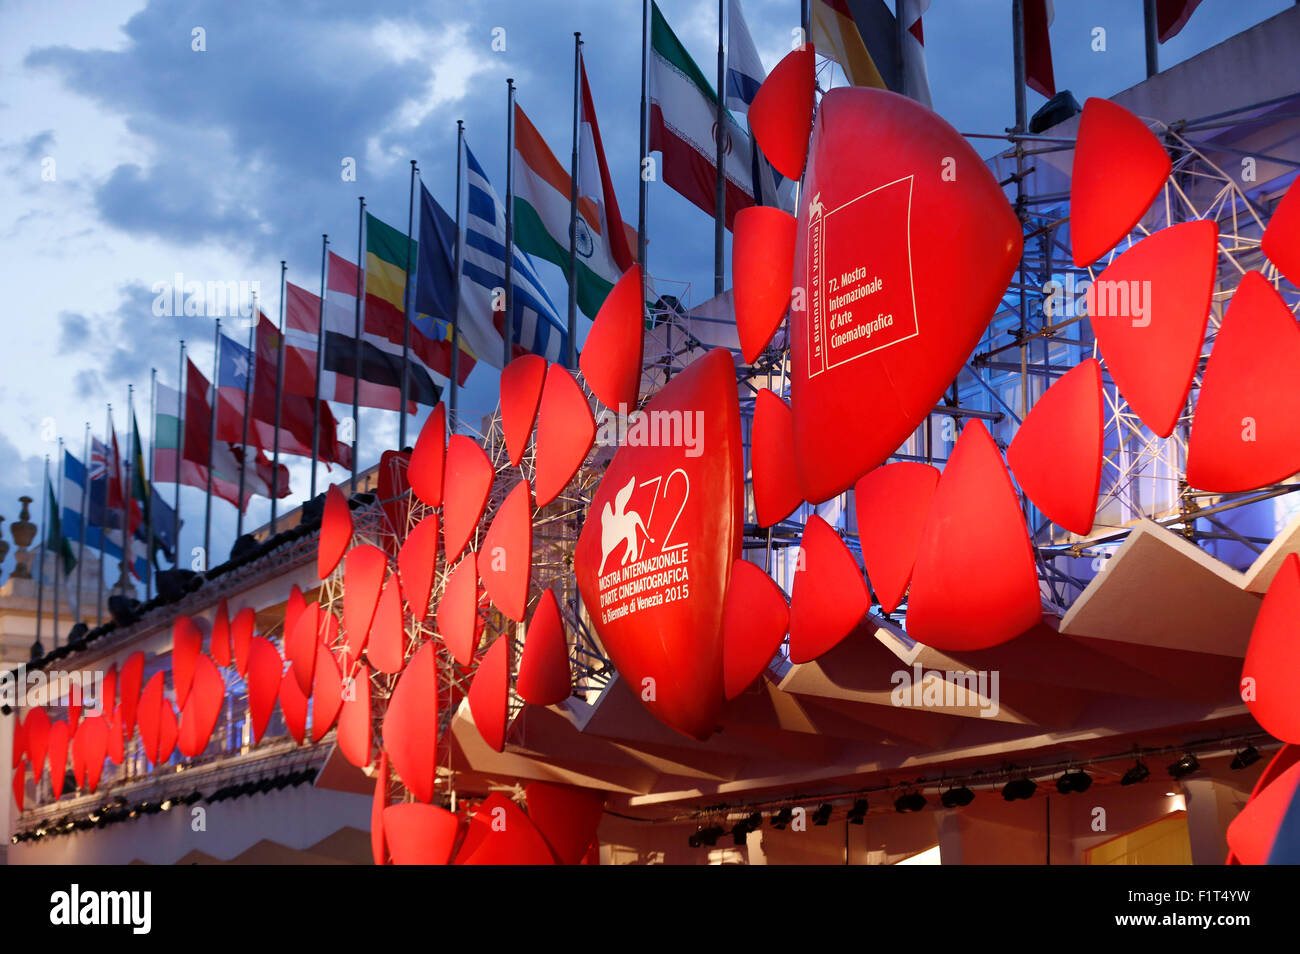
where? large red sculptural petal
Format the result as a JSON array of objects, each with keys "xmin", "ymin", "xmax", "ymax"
[
  {"xmin": 1086, "ymin": 220, "xmax": 1218, "ymax": 437},
  {"xmin": 47, "ymin": 721, "xmax": 69, "ymax": 799},
  {"xmin": 468, "ymin": 637, "xmax": 508, "ymax": 752},
  {"xmin": 1006, "ymin": 358, "xmax": 1103, "ymax": 535},
  {"xmin": 70, "ymin": 722, "xmax": 87, "ymax": 789},
  {"xmin": 722, "ymin": 559, "xmax": 790, "ymax": 699},
  {"xmin": 245, "ymin": 636, "xmax": 281, "ymax": 744},
  {"xmin": 371, "ymin": 753, "xmax": 389, "ymax": 865},
  {"xmin": 367, "ymin": 577, "xmax": 408, "ymax": 675},
  {"xmin": 854, "ymin": 462, "xmax": 939, "ymax": 613},
  {"xmin": 310, "ymin": 644, "xmax": 343, "ymax": 742},
  {"xmin": 791, "ymin": 87, "xmax": 1023, "ymax": 503},
  {"xmin": 210, "ymin": 599, "xmax": 231, "ymax": 668},
  {"xmin": 500, "ymin": 354, "xmax": 547, "ymax": 467},
  {"xmin": 318, "ymin": 483, "xmax": 353, "ymax": 578},
  {"xmin": 230, "ymin": 606, "xmax": 255, "ymax": 676},
  {"xmin": 1070, "ymin": 98, "xmax": 1172, "ymax": 267},
  {"xmin": 342, "ymin": 544, "xmax": 387, "ymax": 662},
  {"xmin": 178, "ymin": 654, "xmax": 224, "ymax": 758},
  {"xmin": 456, "ymin": 792, "xmax": 556, "ymax": 865},
  {"xmin": 1227, "ymin": 762, "xmax": 1300, "ymax": 865},
  {"xmin": 284, "ymin": 584, "xmax": 305, "ymax": 651},
  {"xmin": 575, "ymin": 349, "xmax": 743, "ymax": 740},
  {"xmin": 398, "ymin": 514, "xmax": 439, "ymax": 623},
  {"xmin": 517, "ymin": 588, "xmax": 571, "ymax": 706},
  {"xmin": 78, "ymin": 716, "xmax": 107, "ymax": 794},
  {"xmin": 409, "ymin": 402, "xmax": 446, "ymax": 508},
  {"xmin": 534, "ymin": 364, "xmax": 596, "ymax": 508},
  {"xmin": 171, "ymin": 615, "xmax": 202, "ymax": 710},
  {"xmin": 443, "ymin": 435, "xmax": 494, "ymax": 565},
  {"xmin": 378, "ymin": 449, "xmax": 411, "ymax": 543},
  {"xmin": 280, "ymin": 666, "xmax": 309, "ymax": 744},
  {"xmin": 157, "ymin": 700, "xmax": 178, "ymax": 764},
  {"xmin": 338, "ymin": 662, "xmax": 372, "ymax": 767},
  {"xmin": 1187, "ymin": 272, "xmax": 1300, "ymax": 492},
  {"xmin": 119, "ymin": 651, "xmax": 144, "ymax": 737},
  {"xmin": 478, "ymin": 480, "xmax": 533, "ymax": 622},
  {"xmin": 752, "ymin": 389, "xmax": 801, "ymax": 528},
  {"xmin": 526, "ymin": 782, "xmax": 605, "ymax": 865},
  {"xmin": 747, "ymin": 44, "xmax": 815, "ymax": 181},
  {"xmin": 286, "ymin": 601, "xmax": 320, "ymax": 697},
  {"xmin": 580, "ymin": 264, "xmax": 644, "ymax": 411},
  {"xmin": 1263, "ymin": 181, "xmax": 1300, "ymax": 288},
  {"xmin": 11, "ymin": 713, "xmax": 24, "ymax": 769},
  {"xmin": 384, "ymin": 803, "xmax": 461, "ymax": 865},
  {"xmin": 908, "ymin": 421, "xmax": 1042, "ymax": 650},
  {"xmin": 137, "ymin": 672, "xmax": 166, "ymax": 766},
  {"xmin": 733, "ymin": 208, "xmax": 797, "ymax": 364},
  {"xmin": 24, "ymin": 706, "xmax": 49, "ymax": 783},
  {"xmin": 105, "ymin": 709, "xmax": 124, "ymax": 765},
  {"xmin": 382, "ymin": 641, "xmax": 440, "ymax": 803},
  {"xmin": 438, "ymin": 556, "xmax": 483, "ymax": 666},
  {"xmin": 788, "ymin": 513, "xmax": 868, "ymax": 664},
  {"xmin": 1241, "ymin": 553, "xmax": 1300, "ymax": 743}
]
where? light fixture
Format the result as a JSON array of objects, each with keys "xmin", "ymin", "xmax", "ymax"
[
  {"xmin": 1001, "ymin": 777, "xmax": 1037, "ymax": 801},
  {"xmin": 1168, "ymin": 753, "xmax": 1199, "ymax": 780},
  {"xmin": 1230, "ymin": 746, "xmax": 1260, "ymax": 771},
  {"xmin": 688, "ymin": 824, "xmax": 724, "ymax": 849},
  {"xmin": 941, "ymin": 786, "xmax": 975, "ymax": 808},
  {"xmin": 1121, "ymin": 761, "xmax": 1150, "ymax": 786},
  {"xmin": 770, "ymin": 807, "xmax": 793, "ymax": 830},
  {"xmin": 812, "ymin": 803, "xmax": 832, "ymax": 826},
  {"xmin": 1057, "ymin": 769, "xmax": 1092, "ymax": 794},
  {"xmin": 894, "ymin": 791, "xmax": 926, "ymax": 813},
  {"xmin": 847, "ymin": 799, "xmax": 868, "ymax": 824}
]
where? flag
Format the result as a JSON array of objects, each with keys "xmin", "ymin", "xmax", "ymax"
[
  {"xmin": 365, "ymin": 212, "xmax": 455, "ymax": 403},
  {"xmin": 138, "ymin": 486, "xmax": 177, "ymax": 565},
  {"xmin": 809, "ymin": 0, "xmax": 889, "ymax": 90},
  {"xmin": 511, "ymin": 88, "xmax": 636, "ymax": 319},
  {"xmin": 1025, "ymin": 0, "xmax": 1056, "ymax": 99},
  {"xmin": 898, "ymin": 0, "xmax": 932, "ymax": 107},
  {"xmin": 1157, "ymin": 0, "xmax": 1202, "ymax": 43},
  {"xmin": 46, "ymin": 473, "xmax": 75, "ymax": 576},
  {"xmin": 456, "ymin": 147, "xmax": 570, "ymax": 367},
  {"xmin": 66, "ymin": 449, "xmax": 148, "ymax": 580},
  {"xmin": 153, "ymin": 381, "xmax": 204, "ymax": 491},
  {"xmin": 648, "ymin": 1, "xmax": 762, "ymax": 229},
  {"xmin": 129, "ymin": 409, "xmax": 176, "ymax": 566},
  {"xmin": 726, "ymin": 0, "xmax": 799, "ymax": 211},
  {"xmin": 215, "ymin": 331, "xmax": 255, "ymax": 446}
]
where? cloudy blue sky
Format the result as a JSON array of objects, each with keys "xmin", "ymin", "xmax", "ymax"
[{"xmin": 0, "ymin": 0, "xmax": 1288, "ymax": 589}]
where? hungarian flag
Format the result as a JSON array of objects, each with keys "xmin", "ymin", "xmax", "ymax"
[
  {"xmin": 512, "ymin": 64, "xmax": 636, "ymax": 320},
  {"xmin": 649, "ymin": 1, "xmax": 763, "ymax": 230}
]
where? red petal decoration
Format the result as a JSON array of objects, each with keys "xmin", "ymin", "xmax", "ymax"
[
  {"xmin": 137, "ymin": 672, "xmax": 166, "ymax": 765},
  {"xmin": 788, "ymin": 513, "xmax": 868, "ymax": 664},
  {"xmin": 384, "ymin": 803, "xmax": 461, "ymax": 865},
  {"xmin": 853, "ymin": 462, "xmax": 939, "ymax": 613},
  {"xmin": 70, "ymin": 720, "xmax": 87, "ymax": 790},
  {"xmin": 157, "ymin": 699, "xmax": 178, "ymax": 764},
  {"xmin": 477, "ymin": 480, "xmax": 533, "ymax": 622},
  {"xmin": 342, "ymin": 544, "xmax": 388, "ymax": 663},
  {"xmin": 534, "ymin": 364, "xmax": 596, "ymax": 508},
  {"xmin": 790, "ymin": 87, "xmax": 1024, "ymax": 503},
  {"xmin": 526, "ymin": 781, "xmax": 605, "ymax": 865},
  {"xmin": 367, "ymin": 576, "xmax": 408, "ymax": 675},
  {"xmin": 1227, "ymin": 762, "xmax": 1300, "ymax": 865},
  {"xmin": 172, "ymin": 616, "xmax": 202, "ymax": 710},
  {"xmin": 443, "ymin": 434, "xmax": 494, "ymax": 565},
  {"xmin": 752, "ymin": 388, "xmax": 801, "ymax": 527},
  {"xmin": 318, "ymin": 483, "xmax": 353, "ymax": 578},
  {"xmin": 12, "ymin": 759, "xmax": 23, "ymax": 813},
  {"xmin": 118, "ymin": 651, "xmax": 144, "ymax": 738},
  {"xmin": 280, "ymin": 665, "xmax": 309, "ymax": 744},
  {"xmin": 438, "ymin": 556, "xmax": 483, "ymax": 667},
  {"xmin": 1187, "ymin": 272, "xmax": 1300, "ymax": 492},
  {"xmin": 371, "ymin": 752, "xmax": 389, "ymax": 865},
  {"xmin": 178, "ymin": 654, "xmax": 224, "ymax": 758},
  {"xmin": 11, "ymin": 711, "xmax": 24, "ymax": 769},
  {"xmin": 1086, "ymin": 220, "xmax": 1218, "ymax": 437},
  {"xmin": 1070, "ymin": 97, "xmax": 1172, "ymax": 267},
  {"xmin": 78, "ymin": 716, "xmax": 107, "ymax": 794},
  {"xmin": 397, "ymin": 513, "xmax": 439, "ymax": 623},
  {"xmin": 382, "ymin": 641, "xmax": 440, "ymax": 802},
  {"xmin": 100, "ymin": 662, "xmax": 117, "ymax": 721},
  {"xmin": 230, "ymin": 606, "xmax": 255, "ymax": 676},
  {"xmin": 310, "ymin": 643, "xmax": 343, "ymax": 743},
  {"xmin": 579, "ymin": 264, "xmax": 644, "ymax": 410},
  {"xmin": 468, "ymin": 636, "xmax": 508, "ymax": 752},
  {"xmin": 1006, "ymin": 358, "xmax": 1103, "ymax": 535},
  {"xmin": 210, "ymin": 599, "xmax": 232, "ymax": 668},
  {"xmin": 105, "ymin": 709, "xmax": 124, "ymax": 766},
  {"xmin": 733, "ymin": 207, "xmax": 796, "ymax": 364},
  {"xmin": 1242, "ymin": 552, "xmax": 1300, "ymax": 743},
  {"xmin": 25, "ymin": 707, "xmax": 50, "ymax": 783},
  {"xmin": 456, "ymin": 792, "xmax": 556, "ymax": 865},
  {"xmin": 246, "ymin": 636, "xmax": 281, "ymax": 744},
  {"xmin": 47, "ymin": 721, "xmax": 69, "ymax": 799},
  {"xmin": 338, "ymin": 662, "xmax": 372, "ymax": 768},
  {"xmin": 378, "ymin": 448, "xmax": 411, "ymax": 543},
  {"xmin": 908, "ymin": 420, "xmax": 1041, "ymax": 650},
  {"xmin": 500, "ymin": 354, "xmax": 547, "ymax": 466},
  {"xmin": 286, "ymin": 601, "xmax": 320, "ymax": 697},
  {"xmin": 722, "ymin": 559, "xmax": 790, "ymax": 699},
  {"xmin": 409, "ymin": 402, "xmax": 446, "ymax": 508},
  {"xmin": 747, "ymin": 44, "xmax": 816, "ymax": 180},
  {"xmin": 284, "ymin": 584, "xmax": 305, "ymax": 651},
  {"xmin": 517, "ymin": 588, "xmax": 571, "ymax": 706},
  {"xmin": 1263, "ymin": 178, "xmax": 1300, "ymax": 287}
]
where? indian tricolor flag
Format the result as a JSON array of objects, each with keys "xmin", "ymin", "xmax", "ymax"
[{"xmin": 513, "ymin": 60, "xmax": 636, "ymax": 320}]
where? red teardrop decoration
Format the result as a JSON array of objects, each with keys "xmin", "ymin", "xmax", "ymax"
[
  {"xmin": 442, "ymin": 434, "xmax": 494, "ymax": 565},
  {"xmin": 733, "ymin": 207, "xmax": 796, "ymax": 363},
  {"xmin": 438, "ymin": 557, "xmax": 483, "ymax": 667},
  {"xmin": 853, "ymin": 462, "xmax": 940, "ymax": 614},
  {"xmin": 747, "ymin": 44, "xmax": 816, "ymax": 180},
  {"xmin": 752, "ymin": 388, "xmax": 801, "ymax": 527},
  {"xmin": 397, "ymin": 513, "xmax": 439, "ymax": 624},
  {"xmin": 722, "ymin": 559, "xmax": 790, "ymax": 699},
  {"xmin": 500, "ymin": 354, "xmax": 547, "ymax": 466},
  {"xmin": 579, "ymin": 264, "xmax": 644, "ymax": 411},
  {"xmin": 517, "ymin": 588, "xmax": 571, "ymax": 706},
  {"xmin": 788, "ymin": 513, "xmax": 868, "ymax": 663},
  {"xmin": 318, "ymin": 483, "xmax": 353, "ymax": 578},
  {"xmin": 409, "ymin": 402, "xmax": 446, "ymax": 508},
  {"xmin": 534, "ymin": 364, "xmax": 596, "ymax": 508},
  {"xmin": 477, "ymin": 480, "xmax": 533, "ymax": 622},
  {"xmin": 468, "ymin": 637, "xmax": 509, "ymax": 752},
  {"xmin": 381, "ymin": 641, "xmax": 440, "ymax": 802}
]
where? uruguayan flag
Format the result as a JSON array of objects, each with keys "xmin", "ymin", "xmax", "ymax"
[{"xmin": 460, "ymin": 145, "xmax": 569, "ymax": 368}]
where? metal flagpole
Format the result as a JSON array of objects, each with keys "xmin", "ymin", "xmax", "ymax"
[
  {"xmin": 36, "ymin": 453, "xmax": 48, "ymax": 654},
  {"xmin": 352, "ymin": 197, "xmax": 365, "ymax": 494},
  {"xmin": 205, "ymin": 318, "xmax": 220, "ymax": 562},
  {"xmin": 714, "ymin": 0, "xmax": 727, "ymax": 296},
  {"xmin": 451, "ymin": 123, "xmax": 466, "ymax": 430},
  {"xmin": 1143, "ymin": 0, "xmax": 1159, "ymax": 78},
  {"xmin": 504, "ymin": 77, "xmax": 517, "ymax": 368},
  {"xmin": 400, "ymin": 160, "xmax": 418, "ymax": 448},
  {"xmin": 146, "ymin": 368, "xmax": 156, "ymax": 600},
  {"xmin": 566, "ymin": 33, "xmax": 583, "ymax": 371},
  {"xmin": 98, "ymin": 405, "xmax": 109, "ymax": 626},
  {"xmin": 271, "ymin": 261, "xmax": 287, "ymax": 532},
  {"xmin": 638, "ymin": 0, "xmax": 651, "ymax": 278},
  {"xmin": 53, "ymin": 438, "xmax": 63, "ymax": 647},
  {"xmin": 311, "ymin": 235, "xmax": 329, "ymax": 500},
  {"xmin": 123, "ymin": 384, "xmax": 134, "ymax": 598},
  {"xmin": 174, "ymin": 340, "xmax": 184, "ymax": 569},
  {"xmin": 76, "ymin": 422, "xmax": 89, "ymax": 621},
  {"xmin": 236, "ymin": 306, "xmax": 254, "ymax": 539},
  {"xmin": 1012, "ymin": 0, "xmax": 1028, "ymax": 136}
]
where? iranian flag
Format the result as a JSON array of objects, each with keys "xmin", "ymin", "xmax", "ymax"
[
  {"xmin": 513, "ymin": 58, "xmax": 636, "ymax": 320},
  {"xmin": 649, "ymin": 0, "xmax": 757, "ymax": 229}
]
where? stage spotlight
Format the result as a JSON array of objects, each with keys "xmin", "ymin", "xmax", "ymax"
[
  {"xmin": 698, "ymin": 825, "xmax": 724, "ymax": 847},
  {"xmin": 770, "ymin": 807, "xmax": 793, "ymax": 830},
  {"xmin": 688, "ymin": 829, "xmax": 703, "ymax": 849},
  {"xmin": 1168, "ymin": 753, "xmax": 1199, "ymax": 780},
  {"xmin": 1057, "ymin": 770, "xmax": 1092, "ymax": 794},
  {"xmin": 1230, "ymin": 746, "xmax": 1261, "ymax": 771},
  {"xmin": 894, "ymin": 791, "xmax": 926, "ymax": 814},
  {"xmin": 160, "ymin": 798, "xmax": 173, "ymax": 812},
  {"xmin": 847, "ymin": 799, "xmax": 869, "ymax": 824},
  {"xmin": 812, "ymin": 803, "xmax": 832, "ymax": 826},
  {"xmin": 1001, "ymin": 777, "xmax": 1037, "ymax": 801},
  {"xmin": 1121, "ymin": 761, "xmax": 1150, "ymax": 786},
  {"xmin": 941, "ymin": 786, "xmax": 975, "ymax": 808}
]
